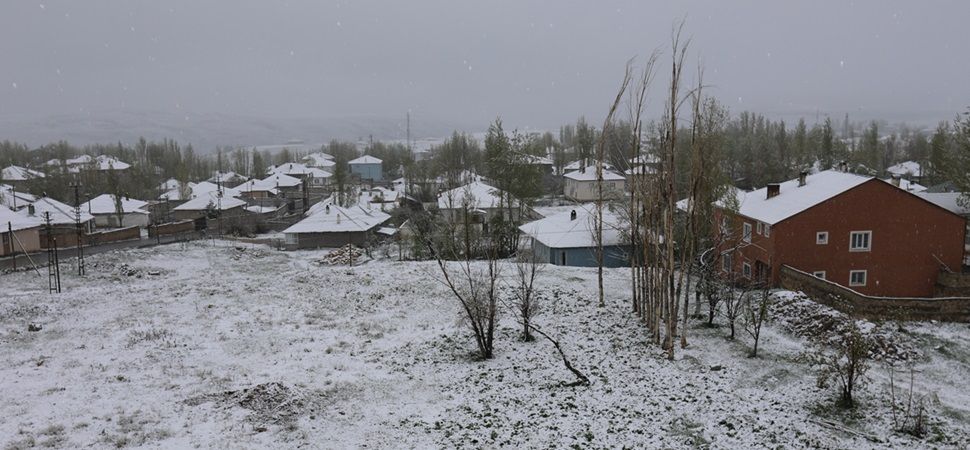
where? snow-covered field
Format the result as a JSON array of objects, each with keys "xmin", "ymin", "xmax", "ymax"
[{"xmin": 1, "ymin": 241, "xmax": 969, "ymax": 449}]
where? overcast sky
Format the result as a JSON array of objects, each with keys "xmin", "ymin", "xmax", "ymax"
[{"xmin": 1, "ymin": 0, "xmax": 968, "ymax": 133}]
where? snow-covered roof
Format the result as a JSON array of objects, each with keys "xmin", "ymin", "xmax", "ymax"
[
  {"xmin": 235, "ymin": 179, "xmax": 280, "ymax": 195},
  {"xmin": 261, "ymin": 173, "xmax": 303, "ymax": 188},
  {"xmin": 25, "ymin": 197, "xmax": 95, "ymax": 225},
  {"xmin": 629, "ymin": 154, "xmax": 661, "ymax": 165},
  {"xmin": 93, "ymin": 155, "xmax": 130, "ymax": 171},
  {"xmin": 0, "ymin": 184, "xmax": 39, "ymax": 209},
  {"xmin": 268, "ymin": 163, "xmax": 332, "ymax": 179},
  {"xmin": 0, "ymin": 206, "xmax": 43, "ymax": 231},
  {"xmin": 65, "ymin": 155, "xmax": 94, "ymax": 165},
  {"xmin": 522, "ymin": 154, "xmax": 554, "ymax": 165},
  {"xmin": 722, "ymin": 170, "xmax": 871, "ymax": 225},
  {"xmin": 208, "ymin": 171, "xmax": 247, "ymax": 184},
  {"xmin": 245, "ymin": 205, "xmax": 280, "ymax": 214},
  {"xmin": 882, "ymin": 178, "xmax": 927, "ymax": 193},
  {"xmin": 283, "ymin": 204, "xmax": 391, "ymax": 234},
  {"xmin": 518, "ymin": 203, "xmax": 625, "ymax": 249},
  {"xmin": 564, "ymin": 169, "xmax": 625, "ymax": 182},
  {"xmin": 349, "ymin": 155, "xmax": 382, "ymax": 165},
  {"xmin": 2, "ymin": 165, "xmax": 45, "ymax": 181},
  {"xmin": 173, "ymin": 190, "xmax": 248, "ymax": 212},
  {"xmin": 437, "ymin": 181, "xmax": 516, "ymax": 210},
  {"xmin": 83, "ymin": 194, "xmax": 149, "ymax": 215},
  {"xmin": 302, "ymin": 153, "xmax": 336, "ymax": 168},
  {"xmin": 886, "ymin": 161, "xmax": 921, "ymax": 176},
  {"xmin": 359, "ymin": 187, "xmax": 400, "ymax": 205},
  {"xmin": 624, "ymin": 166, "xmax": 657, "ymax": 176},
  {"xmin": 187, "ymin": 181, "xmax": 240, "ymax": 199},
  {"xmin": 915, "ymin": 192, "xmax": 970, "ymax": 216},
  {"xmin": 564, "ymin": 159, "xmax": 614, "ymax": 171},
  {"xmin": 305, "ymin": 194, "xmax": 337, "ymax": 216},
  {"xmin": 159, "ymin": 181, "xmax": 193, "ymax": 201}
]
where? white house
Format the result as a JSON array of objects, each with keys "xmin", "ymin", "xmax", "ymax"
[
  {"xmin": 267, "ymin": 163, "xmax": 331, "ymax": 186},
  {"xmin": 563, "ymin": 168, "xmax": 626, "ymax": 202},
  {"xmin": 283, "ymin": 204, "xmax": 391, "ymax": 249},
  {"xmin": 83, "ymin": 194, "xmax": 151, "ymax": 228}
]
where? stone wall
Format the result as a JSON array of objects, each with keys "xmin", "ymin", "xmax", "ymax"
[{"xmin": 779, "ymin": 265, "xmax": 970, "ymax": 322}]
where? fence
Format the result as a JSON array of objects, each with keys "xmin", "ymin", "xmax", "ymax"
[
  {"xmin": 779, "ymin": 265, "xmax": 970, "ymax": 322},
  {"xmin": 85, "ymin": 226, "xmax": 140, "ymax": 246},
  {"xmin": 149, "ymin": 220, "xmax": 195, "ymax": 238}
]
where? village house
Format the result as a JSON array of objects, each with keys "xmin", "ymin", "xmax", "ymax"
[
  {"xmin": 235, "ymin": 179, "xmax": 280, "ymax": 199},
  {"xmin": 886, "ymin": 160, "xmax": 922, "ymax": 183},
  {"xmin": 267, "ymin": 163, "xmax": 331, "ymax": 187},
  {"xmin": 157, "ymin": 179, "xmax": 193, "ymax": 204},
  {"xmin": 563, "ymin": 168, "xmax": 626, "ymax": 202},
  {"xmin": 83, "ymin": 194, "xmax": 151, "ymax": 228},
  {"xmin": 283, "ymin": 204, "xmax": 391, "ymax": 249},
  {"xmin": 207, "ymin": 171, "xmax": 249, "ymax": 187},
  {"xmin": 349, "ymin": 155, "xmax": 383, "ymax": 182},
  {"xmin": 21, "ymin": 197, "xmax": 96, "ymax": 247},
  {"xmin": 1, "ymin": 166, "xmax": 45, "ymax": 189},
  {"xmin": 715, "ymin": 169, "xmax": 967, "ymax": 297},
  {"xmin": 171, "ymin": 191, "xmax": 248, "ymax": 222},
  {"xmin": 261, "ymin": 173, "xmax": 304, "ymax": 196},
  {"xmin": 518, "ymin": 204, "xmax": 629, "ymax": 267},
  {"xmin": 302, "ymin": 152, "xmax": 336, "ymax": 169},
  {"xmin": 436, "ymin": 180, "xmax": 533, "ymax": 225},
  {"xmin": 0, "ymin": 206, "xmax": 42, "ymax": 256},
  {"xmin": 60, "ymin": 154, "xmax": 131, "ymax": 172},
  {"xmin": 0, "ymin": 183, "xmax": 39, "ymax": 210}
]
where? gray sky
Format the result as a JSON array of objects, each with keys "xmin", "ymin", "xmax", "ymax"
[{"xmin": 2, "ymin": 0, "xmax": 968, "ymax": 135}]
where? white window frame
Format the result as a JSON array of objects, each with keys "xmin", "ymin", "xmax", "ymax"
[
  {"xmin": 742, "ymin": 261, "xmax": 752, "ymax": 279},
  {"xmin": 764, "ymin": 223, "xmax": 770, "ymax": 237},
  {"xmin": 721, "ymin": 216, "xmax": 729, "ymax": 234},
  {"xmin": 742, "ymin": 222, "xmax": 752, "ymax": 243},
  {"xmin": 756, "ymin": 222, "xmax": 763, "ymax": 235},
  {"xmin": 849, "ymin": 270, "xmax": 867, "ymax": 286},
  {"xmin": 816, "ymin": 231, "xmax": 828, "ymax": 245},
  {"xmin": 813, "ymin": 271, "xmax": 826, "ymax": 279},
  {"xmin": 722, "ymin": 252, "xmax": 732, "ymax": 273},
  {"xmin": 849, "ymin": 231, "xmax": 872, "ymax": 252}
]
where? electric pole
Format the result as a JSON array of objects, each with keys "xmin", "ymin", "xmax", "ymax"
[
  {"xmin": 45, "ymin": 212, "xmax": 61, "ymax": 293},
  {"xmin": 71, "ymin": 182, "xmax": 85, "ymax": 276}
]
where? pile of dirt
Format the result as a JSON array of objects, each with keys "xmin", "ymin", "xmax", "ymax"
[
  {"xmin": 117, "ymin": 263, "xmax": 144, "ymax": 278},
  {"xmin": 317, "ymin": 245, "xmax": 365, "ymax": 265},
  {"xmin": 185, "ymin": 382, "xmax": 327, "ymax": 425},
  {"xmin": 229, "ymin": 246, "xmax": 268, "ymax": 261},
  {"xmin": 771, "ymin": 291, "xmax": 919, "ymax": 361}
]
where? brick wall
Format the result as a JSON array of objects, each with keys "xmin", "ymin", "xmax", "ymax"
[
  {"xmin": 779, "ymin": 265, "xmax": 970, "ymax": 322},
  {"xmin": 85, "ymin": 226, "xmax": 140, "ymax": 245},
  {"xmin": 148, "ymin": 220, "xmax": 195, "ymax": 237}
]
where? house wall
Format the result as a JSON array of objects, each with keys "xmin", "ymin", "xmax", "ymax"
[
  {"xmin": 350, "ymin": 163, "xmax": 383, "ymax": 181},
  {"xmin": 94, "ymin": 212, "xmax": 150, "ymax": 229},
  {"xmin": 285, "ymin": 230, "xmax": 371, "ymax": 249},
  {"xmin": 534, "ymin": 239, "xmax": 630, "ymax": 268},
  {"xmin": 564, "ymin": 178, "xmax": 625, "ymax": 202},
  {"xmin": 1, "ymin": 227, "xmax": 42, "ymax": 256},
  {"xmin": 720, "ymin": 179, "xmax": 967, "ymax": 297}
]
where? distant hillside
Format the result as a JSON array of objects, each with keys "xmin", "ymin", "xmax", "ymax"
[{"xmin": 0, "ymin": 109, "xmax": 475, "ymax": 152}]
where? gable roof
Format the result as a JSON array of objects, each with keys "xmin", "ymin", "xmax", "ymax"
[
  {"xmin": 349, "ymin": 155, "xmax": 382, "ymax": 165},
  {"xmin": 0, "ymin": 184, "xmax": 39, "ymax": 209},
  {"xmin": 83, "ymin": 194, "xmax": 149, "ymax": 215},
  {"xmin": 268, "ymin": 163, "xmax": 332, "ymax": 179},
  {"xmin": 260, "ymin": 173, "xmax": 303, "ymax": 188},
  {"xmin": 519, "ymin": 203, "xmax": 626, "ymax": 249},
  {"xmin": 564, "ymin": 168, "xmax": 625, "ymax": 182},
  {"xmin": 915, "ymin": 192, "xmax": 970, "ymax": 216},
  {"xmin": 886, "ymin": 161, "xmax": 921, "ymax": 176},
  {"xmin": 0, "ymin": 206, "xmax": 43, "ymax": 231},
  {"xmin": 283, "ymin": 204, "xmax": 390, "ymax": 234},
  {"xmin": 235, "ymin": 179, "xmax": 280, "ymax": 195},
  {"xmin": 722, "ymin": 170, "xmax": 871, "ymax": 225},
  {"xmin": 2, "ymin": 165, "xmax": 45, "ymax": 181},
  {"xmin": 437, "ymin": 181, "xmax": 515, "ymax": 210},
  {"xmin": 25, "ymin": 197, "xmax": 95, "ymax": 225},
  {"xmin": 302, "ymin": 152, "xmax": 336, "ymax": 168},
  {"xmin": 173, "ymin": 190, "xmax": 247, "ymax": 211}
]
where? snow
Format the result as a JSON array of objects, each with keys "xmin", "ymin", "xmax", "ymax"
[
  {"xmin": 83, "ymin": 194, "xmax": 149, "ymax": 215},
  {"xmin": 283, "ymin": 204, "xmax": 390, "ymax": 234},
  {"xmin": 173, "ymin": 191, "xmax": 247, "ymax": 212},
  {"xmin": 0, "ymin": 183, "xmax": 39, "ymax": 209},
  {"xmin": 1, "ymin": 244, "xmax": 967, "ymax": 448},
  {"xmin": 724, "ymin": 170, "xmax": 871, "ymax": 225},
  {"xmin": 261, "ymin": 173, "xmax": 303, "ymax": 188},
  {"xmin": 882, "ymin": 178, "xmax": 927, "ymax": 192},
  {"xmin": 207, "ymin": 171, "xmax": 247, "ymax": 184},
  {"xmin": 302, "ymin": 152, "xmax": 336, "ymax": 168},
  {"xmin": 563, "ymin": 168, "xmax": 625, "ymax": 181},
  {"xmin": 268, "ymin": 163, "xmax": 331, "ymax": 179},
  {"xmin": 189, "ymin": 181, "xmax": 242, "ymax": 200},
  {"xmin": 24, "ymin": 197, "xmax": 95, "ymax": 224},
  {"xmin": 518, "ymin": 203, "xmax": 626, "ymax": 248},
  {"xmin": 916, "ymin": 192, "xmax": 970, "ymax": 216},
  {"xmin": 563, "ymin": 159, "xmax": 614, "ymax": 171},
  {"xmin": 1, "ymin": 165, "xmax": 45, "ymax": 181},
  {"xmin": 236, "ymin": 179, "xmax": 280, "ymax": 196},
  {"xmin": 886, "ymin": 161, "xmax": 921, "ymax": 176},
  {"xmin": 437, "ymin": 181, "xmax": 515, "ymax": 210},
  {"xmin": 358, "ymin": 187, "xmax": 400, "ymax": 205},
  {"xmin": 0, "ymin": 204, "xmax": 42, "ymax": 230},
  {"xmin": 349, "ymin": 155, "xmax": 382, "ymax": 165}
]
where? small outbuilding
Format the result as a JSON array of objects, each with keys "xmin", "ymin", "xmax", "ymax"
[
  {"xmin": 518, "ymin": 204, "xmax": 630, "ymax": 267},
  {"xmin": 283, "ymin": 204, "xmax": 391, "ymax": 249}
]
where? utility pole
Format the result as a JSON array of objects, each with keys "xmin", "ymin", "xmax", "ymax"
[
  {"xmin": 45, "ymin": 212, "xmax": 61, "ymax": 293},
  {"xmin": 7, "ymin": 221, "xmax": 15, "ymax": 271},
  {"xmin": 406, "ymin": 111, "xmax": 411, "ymax": 153},
  {"xmin": 71, "ymin": 182, "xmax": 85, "ymax": 276}
]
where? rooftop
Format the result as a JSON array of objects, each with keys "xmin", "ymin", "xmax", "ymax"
[
  {"xmin": 721, "ymin": 170, "xmax": 871, "ymax": 225},
  {"xmin": 349, "ymin": 155, "xmax": 383, "ymax": 165},
  {"xmin": 437, "ymin": 181, "xmax": 515, "ymax": 210},
  {"xmin": 83, "ymin": 194, "xmax": 150, "ymax": 215},
  {"xmin": 564, "ymin": 168, "xmax": 625, "ymax": 182},
  {"xmin": 284, "ymin": 204, "xmax": 391, "ymax": 234},
  {"xmin": 518, "ymin": 203, "xmax": 626, "ymax": 249}
]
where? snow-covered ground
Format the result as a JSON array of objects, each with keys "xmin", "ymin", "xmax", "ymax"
[{"xmin": 1, "ymin": 242, "xmax": 968, "ymax": 448}]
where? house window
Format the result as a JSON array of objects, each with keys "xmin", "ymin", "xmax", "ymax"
[
  {"xmin": 764, "ymin": 224, "xmax": 770, "ymax": 237},
  {"xmin": 849, "ymin": 270, "xmax": 867, "ymax": 286},
  {"xmin": 721, "ymin": 216, "xmax": 729, "ymax": 234},
  {"xmin": 816, "ymin": 231, "xmax": 828, "ymax": 245},
  {"xmin": 849, "ymin": 231, "xmax": 872, "ymax": 252},
  {"xmin": 742, "ymin": 262, "xmax": 752, "ymax": 279},
  {"xmin": 742, "ymin": 222, "xmax": 752, "ymax": 243},
  {"xmin": 813, "ymin": 271, "xmax": 826, "ymax": 279},
  {"xmin": 722, "ymin": 252, "xmax": 732, "ymax": 273},
  {"xmin": 561, "ymin": 252, "xmax": 566, "ymax": 265},
  {"xmin": 756, "ymin": 222, "xmax": 763, "ymax": 235}
]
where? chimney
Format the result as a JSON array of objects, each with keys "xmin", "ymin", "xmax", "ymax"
[
  {"xmin": 570, "ymin": 210, "xmax": 577, "ymax": 221},
  {"xmin": 838, "ymin": 160, "xmax": 848, "ymax": 172},
  {"xmin": 336, "ymin": 213, "xmax": 341, "ymax": 224},
  {"xmin": 798, "ymin": 171, "xmax": 808, "ymax": 187},
  {"xmin": 891, "ymin": 174, "xmax": 901, "ymax": 187},
  {"xmin": 27, "ymin": 204, "xmax": 35, "ymax": 216},
  {"xmin": 766, "ymin": 183, "xmax": 781, "ymax": 199},
  {"xmin": 325, "ymin": 205, "xmax": 330, "ymax": 214}
]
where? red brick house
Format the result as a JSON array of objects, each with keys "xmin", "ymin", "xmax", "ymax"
[{"xmin": 715, "ymin": 169, "xmax": 966, "ymax": 297}]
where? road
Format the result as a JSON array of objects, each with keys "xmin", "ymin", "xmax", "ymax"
[{"xmin": 0, "ymin": 232, "xmax": 204, "ymax": 272}]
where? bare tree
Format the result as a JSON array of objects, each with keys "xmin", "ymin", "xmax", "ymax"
[
  {"xmin": 808, "ymin": 322, "xmax": 874, "ymax": 408},
  {"xmin": 742, "ymin": 281, "xmax": 771, "ymax": 357},
  {"xmin": 510, "ymin": 247, "xmax": 542, "ymax": 342},
  {"xmin": 888, "ymin": 364, "xmax": 927, "ymax": 437}
]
